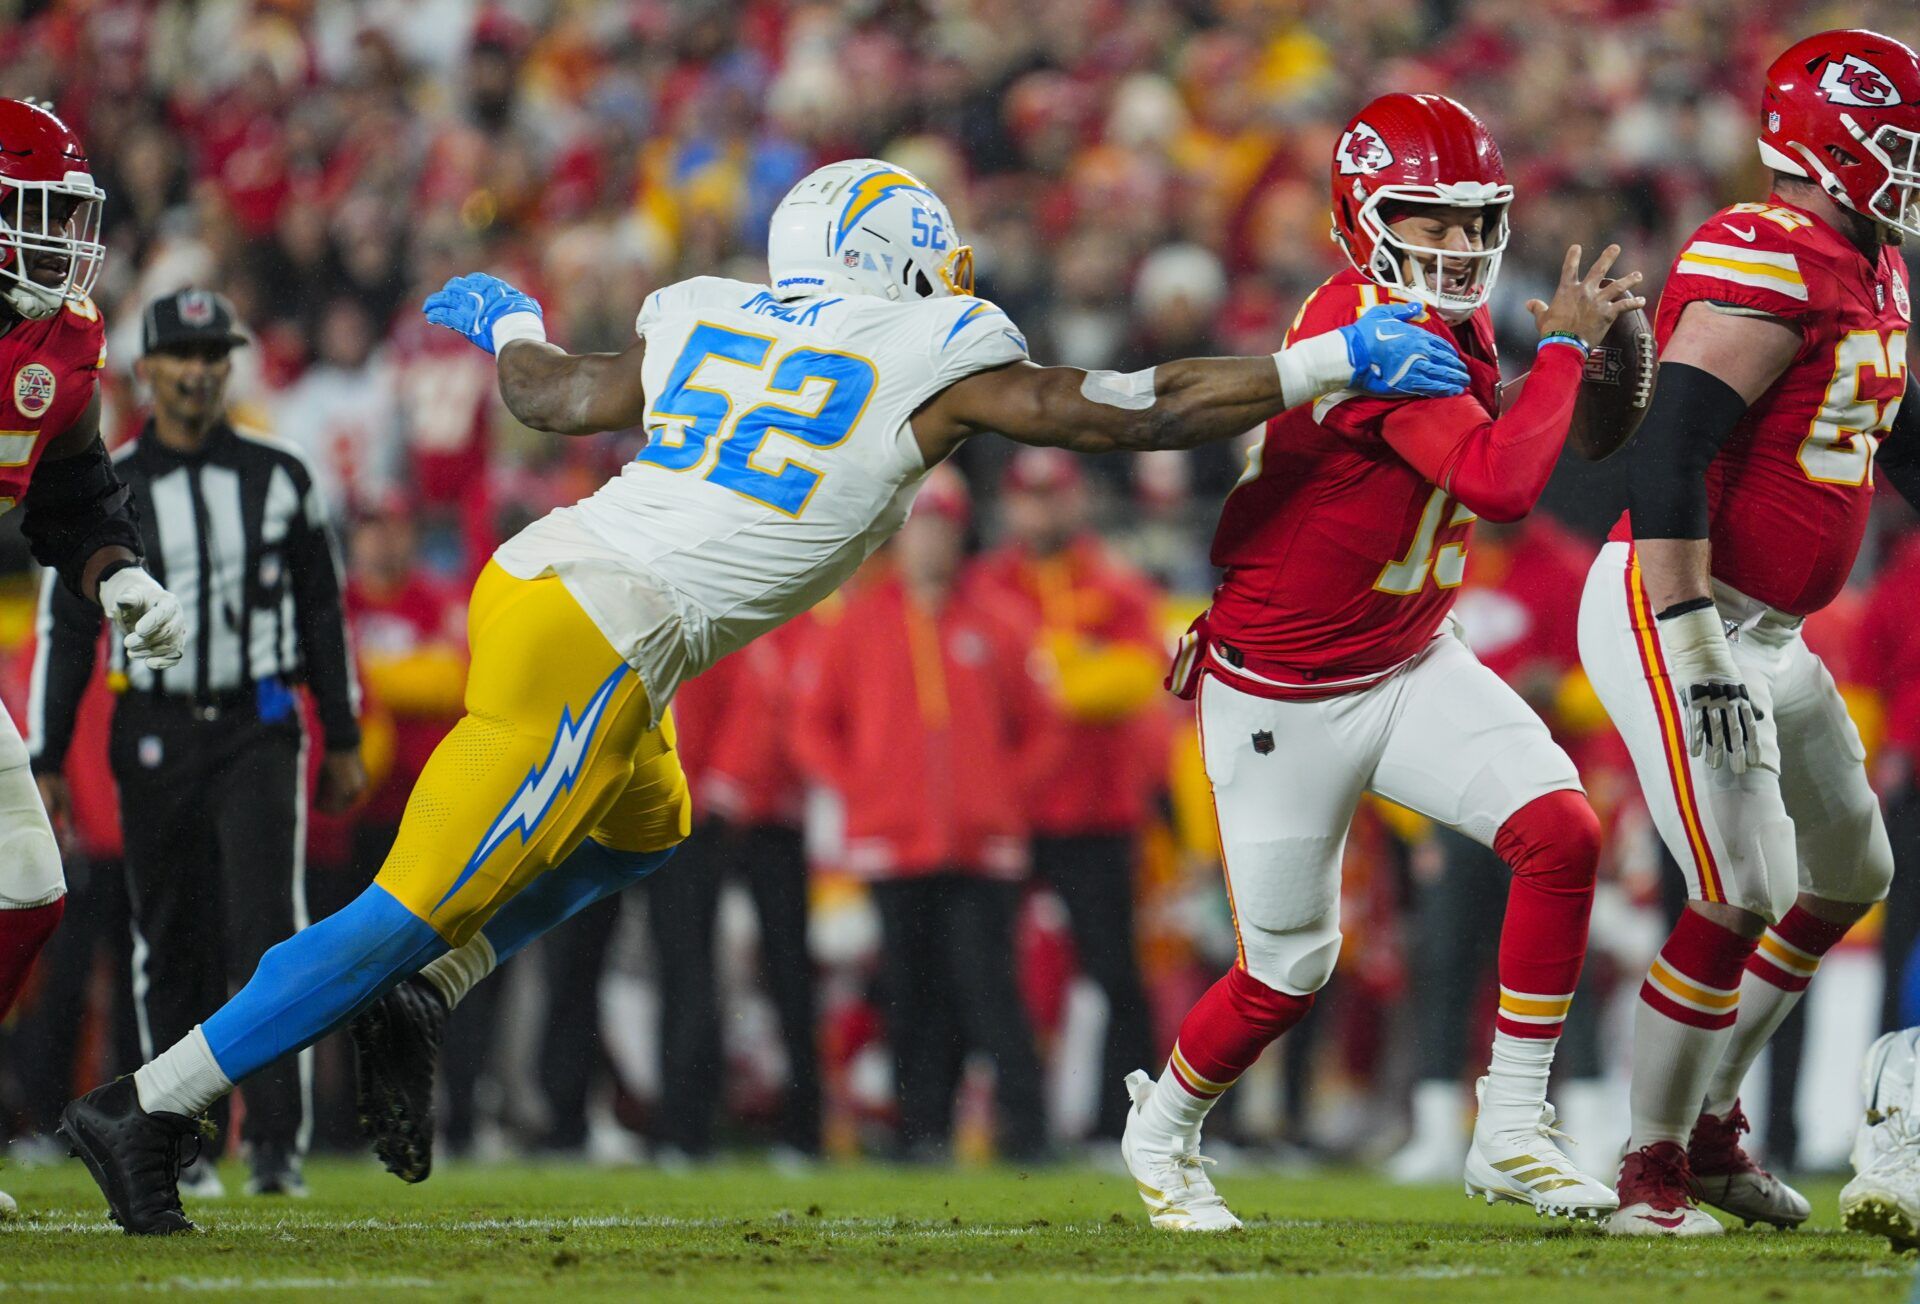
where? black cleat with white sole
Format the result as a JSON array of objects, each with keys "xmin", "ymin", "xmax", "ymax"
[
  {"xmin": 350, "ymin": 974, "xmax": 448, "ymax": 1184},
  {"xmin": 57, "ymin": 1077, "xmax": 206, "ymax": 1235}
]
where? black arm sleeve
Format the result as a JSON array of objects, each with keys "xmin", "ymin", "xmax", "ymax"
[
  {"xmin": 27, "ymin": 566, "xmax": 103, "ymax": 774},
  {"xmin": 1626, "ymin": 362, "xmax": 1752, "ymax": 540},
  {"xmin": 285, "ymin": 472, "xmax": 361, "ymax": 752},
  {"xmin": 19, "ymin": 437, "xmax": 143, "ymax": 598},
  {"xmin": 1874, "ymin": 381, "xmax": 1920, "ymax": 509}
]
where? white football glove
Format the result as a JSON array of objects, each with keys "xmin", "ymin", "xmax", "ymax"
[
  {"xmin": 100, "ymin": 566, "xmax": 187, "ymax": 671},
  {"xmin": 1656, "ymin": 602, "xmax": 1763, "ymax": 774}
]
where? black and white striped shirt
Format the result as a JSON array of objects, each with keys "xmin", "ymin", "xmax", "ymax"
[{"xmin": 29, "ymin": 419, "xmax": 361, "ymax": 769}]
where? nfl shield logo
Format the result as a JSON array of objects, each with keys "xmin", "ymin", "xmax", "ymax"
[
  {"xmin": 13, "ymin": 363, "xmax": 54, "ymax": 419},
  {"xmin": 179, "ymin": 290, "xmax": 217, "ymax": 327}
]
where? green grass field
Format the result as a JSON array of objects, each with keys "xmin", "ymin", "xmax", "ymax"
[{"xmin": 0, "ymin": 1157, "xmax": 1911, "ymax": 1302}]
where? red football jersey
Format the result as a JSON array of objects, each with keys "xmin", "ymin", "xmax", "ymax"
[
  {"xmin": 1205, "ymin": 268, "xmax": 1503, "ymax": 686},
  {"xmin": 1613, "ymin": 197, "xmax": 1910, "ymax": 616},
  {"xmin": 0, "ymin": 297, "xmax": 106, "ymax": 513}
]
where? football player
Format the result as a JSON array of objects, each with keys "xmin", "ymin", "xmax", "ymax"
[
  {"xmin": 1123, "ymin": 92, "xmax": 1645, "ymax": 1230},
  {"xmin": 1577, "ymin": 29, "xmax": 1919, "ymax": 1236},
  {"xmin": 57, "ymin": 157, "xmax": 1470, "ymax": 1232},
  {"xmin": 0, "ymin": 100, "xmax": 187, "ymax": 1215}
]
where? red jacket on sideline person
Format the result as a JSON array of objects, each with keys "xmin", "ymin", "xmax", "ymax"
[
  {"xmin": 971, "ymin": 535, "xmax": 1165, "ymax": 836},
  {"xmin": 673, "ymin": 614, "xmax": 814, "ymax": 830},
  {"xmin": 792, "ymin": 565, "xmax": 1057, "ymax": 881}
]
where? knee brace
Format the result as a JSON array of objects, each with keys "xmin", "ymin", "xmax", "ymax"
[
  {"xmin": 1493, "ymin": 789, "xmax": 1600, "ymax": 897},
  {"xmin": 0, "ymin": 760, "xmax": 62, "ymax": 909},
  {"xmin": 1240, "ymin": 923, "xmax": 1343, "ymax": 996}
]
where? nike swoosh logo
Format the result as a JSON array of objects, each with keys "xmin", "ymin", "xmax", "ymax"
[
  {"xmin": 1726, "ymin": 225, "xmax": 1757, "ymax": 242},
  {"xmin": 1644, "ymin": 1213, "xmax": 1687, "ymax": 1228}
]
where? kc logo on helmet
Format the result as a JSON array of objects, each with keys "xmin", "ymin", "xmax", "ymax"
[
  {"xmin": 1337, "ymin": 122, "xmax": 1394, "ymax": 176},
  {"xmin": 13, "ymin": 363, "xmax": 54, "ymax": 419},
  {"xmin": 1817, "ymin": 54, "xmax": 1901, "ymax": 108}
]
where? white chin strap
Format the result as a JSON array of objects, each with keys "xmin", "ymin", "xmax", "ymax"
[{"xmin": 3, "ymin": 279, "xmax": 62, "ymax": 320}]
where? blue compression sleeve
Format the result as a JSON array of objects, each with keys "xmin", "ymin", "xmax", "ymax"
[
  {"xmin": 480, "ymin": 840, "xmax": 678, "ymax": 964},
  {"xmin": 202, "ymin": 884, "xmax": 447, "ymax": 1082}
]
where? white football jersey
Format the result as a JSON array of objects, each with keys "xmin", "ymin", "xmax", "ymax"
[{"xmin": 493, "ymin": 276, "xmax": 1029, "ymax": 718}]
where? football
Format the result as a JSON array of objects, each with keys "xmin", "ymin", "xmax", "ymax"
[{"xmin": 1566, "ymin": 305, "xmax": 1657, "ymax": 462}]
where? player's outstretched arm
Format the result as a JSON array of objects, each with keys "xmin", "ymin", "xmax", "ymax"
[
  {"xmin": 915, "ymin": 303, "xmax": 1468, "ymax": 459},
  {"xmin": 1629, "ymin": 301, "xmax": 1799, "ymax": 773},
  {"xmin": 424, "ymin": 273, "xmax": 649, "ymax": 435}
]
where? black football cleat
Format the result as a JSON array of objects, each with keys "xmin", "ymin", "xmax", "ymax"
[
  {"xmin": 350, "ymin": 974, "xmax": 448, "ymax": 1184},
  {"xmin": 57, "ymin": 1077, "xmax": 206, "ymax": 1235}
]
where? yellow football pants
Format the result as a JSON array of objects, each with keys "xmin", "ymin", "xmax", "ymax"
[{"xmin": 374, "ymin": 563, "xmax": 691, "ymax": 946}]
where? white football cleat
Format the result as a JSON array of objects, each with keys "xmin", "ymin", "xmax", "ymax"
[
  {"xmin": 1462, "ymin": 1077, "xmax": 1617, "ymax": 1221},
  {"xmin": 0, "ymin": 1188, "xmax": 15, "ymax": 1219},
  {"xmin": 1606, "ymin": 1141, "xmax": 1723, "ymax": 1236},
  {"xmin": 1120, "ymin": 1070, "xmax": 1241, "ymax": 1231},
  {"xmin": 1841, "ymin": 1029, "xmax": 1920, "ymax": 1249}
]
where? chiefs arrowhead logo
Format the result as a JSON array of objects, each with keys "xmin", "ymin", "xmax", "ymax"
[
  {"xmin": 1337, "ymin": 121, "xmax": 1394, "ymax": 176},
  {"xmin": 13, "ymin": 363, "xmax": 54, "ymax": 419},
  {"xmin": 1894, "ymin": 275, "xmax": 1911, "ymax": 323},
  {"xmin": 1818, "ymin": 54, "xmax": 1902, "ymax": 108}
]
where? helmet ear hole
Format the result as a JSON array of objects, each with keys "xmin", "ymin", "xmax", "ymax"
[
  {"xmin": 1827, "ymin": 143, "xmax": 1861, "ymax": 167},
  {"xmin": 914, "ymin": 269, "xmax": 933, "ymax": 298}
]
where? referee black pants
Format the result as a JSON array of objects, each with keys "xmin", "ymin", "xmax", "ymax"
[{"xmin": 112, "ymin": 696, "xmax": 308, "ymax": 1155}]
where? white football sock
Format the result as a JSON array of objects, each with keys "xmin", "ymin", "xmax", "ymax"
[
  {"xmin": 417, "ymin": 933, "xmax": 497, "ymax": 1011},
  {"xmin": 1476, "ymin": 1031, "xmax": 1556, "ymax": 1138},
  {"xmin": 133, "ymin": 1026, "xmax": 232, "ymax": 1118}
]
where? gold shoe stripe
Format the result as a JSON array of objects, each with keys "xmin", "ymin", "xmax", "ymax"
[
  {"xmin": 1135, "ymin": 1179, "xmax": 1165, "ymax": 1202},
  {"xmin": 1489, "ymin": 1154, "xmax": 1541, "ymax": 1173},
  {"xmin": 1533, "ymin": 1177, "xmax": 1592, "ymax": 1192},
  {"xmin": 1511, "ymin": 1165, "xmax": 1567, "ymax": 1184}
]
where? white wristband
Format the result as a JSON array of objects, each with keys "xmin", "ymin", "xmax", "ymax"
[
  {"xmin": 1655, "ymin": 603, "xmax": 1739, "ymax": 683},
  {"xmin": 1273, "ymin": 330, "xmax": 1353, "ymax": 410},
  {"xmin": 490, "ymin": 311, "xmax": 547, "ymax": 353}
]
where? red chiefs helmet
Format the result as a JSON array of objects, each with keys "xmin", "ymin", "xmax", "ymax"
[
  {"xmin": 1759, "ymin": 30, "xmax": 1920, "ymax": 242},
  {"xmin": 1330, "ymin": 93, "xmax": 1511, "ymax": 320},
  {"xmin": 0, "ymin": 100, "xmax": 104, "ymax": 320}
]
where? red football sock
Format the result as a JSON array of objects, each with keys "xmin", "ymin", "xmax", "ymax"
[
  {"xmin": 1166, "ymin": 965, "xmax": 1314, "ymax": 1101},
  {"xmin": 0, "ymin": 897, "xmax": 63, "ymax": 1020},
  {"xmin": 1491, "ymin": 790, "xmax": 1600, "ymax": 1039}
]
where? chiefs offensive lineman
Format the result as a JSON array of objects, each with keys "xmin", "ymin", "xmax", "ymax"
[
  {"xmin": 1579, "ymin": 30, "xmax": 1920, "ymax": 1236},
  {"xmin": 1120, "ymin": 92, "xmax": 1646, "ymax": 1229},
  {"xmin": 0, "ymin": 101, "xmax": 187, "ymax": 1211}
]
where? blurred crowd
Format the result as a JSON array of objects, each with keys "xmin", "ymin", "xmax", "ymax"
[{"xmin": 4, "ymin": 0, "xmax": 1920, "ymax": 1174}]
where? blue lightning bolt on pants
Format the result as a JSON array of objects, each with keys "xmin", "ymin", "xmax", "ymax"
[{"xmin": 203, "ymin": 564, "xmax": 692, "ymax": 1084}]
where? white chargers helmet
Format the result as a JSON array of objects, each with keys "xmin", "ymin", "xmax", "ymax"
[{"xmin": 767, "ymin": 158, "xmax": 973, "ymax": 301}]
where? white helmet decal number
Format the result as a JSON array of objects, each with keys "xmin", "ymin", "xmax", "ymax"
[{"xmin": 1818, "ymin": 54, "xmax": 1902, "ymax": 108}]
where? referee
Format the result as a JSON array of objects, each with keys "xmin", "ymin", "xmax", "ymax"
[{"xmin": 29, "ymin": 289, "xmax": 365, "ymax": 1197}]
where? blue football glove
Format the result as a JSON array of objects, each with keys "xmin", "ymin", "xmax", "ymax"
[
  {"xmin": 1338, "ymin": 302, "xmax": 1470, "ymax": 398},
  {"xmin": 422, "ymin": 272, "xmax": 545, "ymax": 354}
]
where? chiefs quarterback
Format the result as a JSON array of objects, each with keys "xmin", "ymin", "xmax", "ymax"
[
  {"xmin": 1120, "ymin": 92, "xmax": 1645, "ymax": 1229},
  {"xmin": 0, "ymin": 97, "xmax": 187, "ymax": 1193},
  {"xmin": 1577, "ymin": 30, "xmax": 1920, "ymax": 1236}
]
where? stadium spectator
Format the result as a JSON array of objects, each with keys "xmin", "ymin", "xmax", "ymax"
[
  {"xmin": 793, "ymin": 468, "xmax": 1055, "ymax": 1161},
  {"xmin": 973, "ymin": 448, "xmax": 1164, "ymax": 1143}
]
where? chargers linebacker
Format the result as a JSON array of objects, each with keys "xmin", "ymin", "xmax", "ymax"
[
  {"xmin": 57, "ymin": 158, "xmax": 1468, "ymax": 1232},
  {"xmin": 1577, "ymin": 30, "xmax": 1919, "ymax": 1235},
  {"xmin": 1123, "ymin": 93, "xmax": 1645, "ymax": 1230},
  {"xmin": 0, "ymin": 101, "xmax": 187, "ymax": 1214}
]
